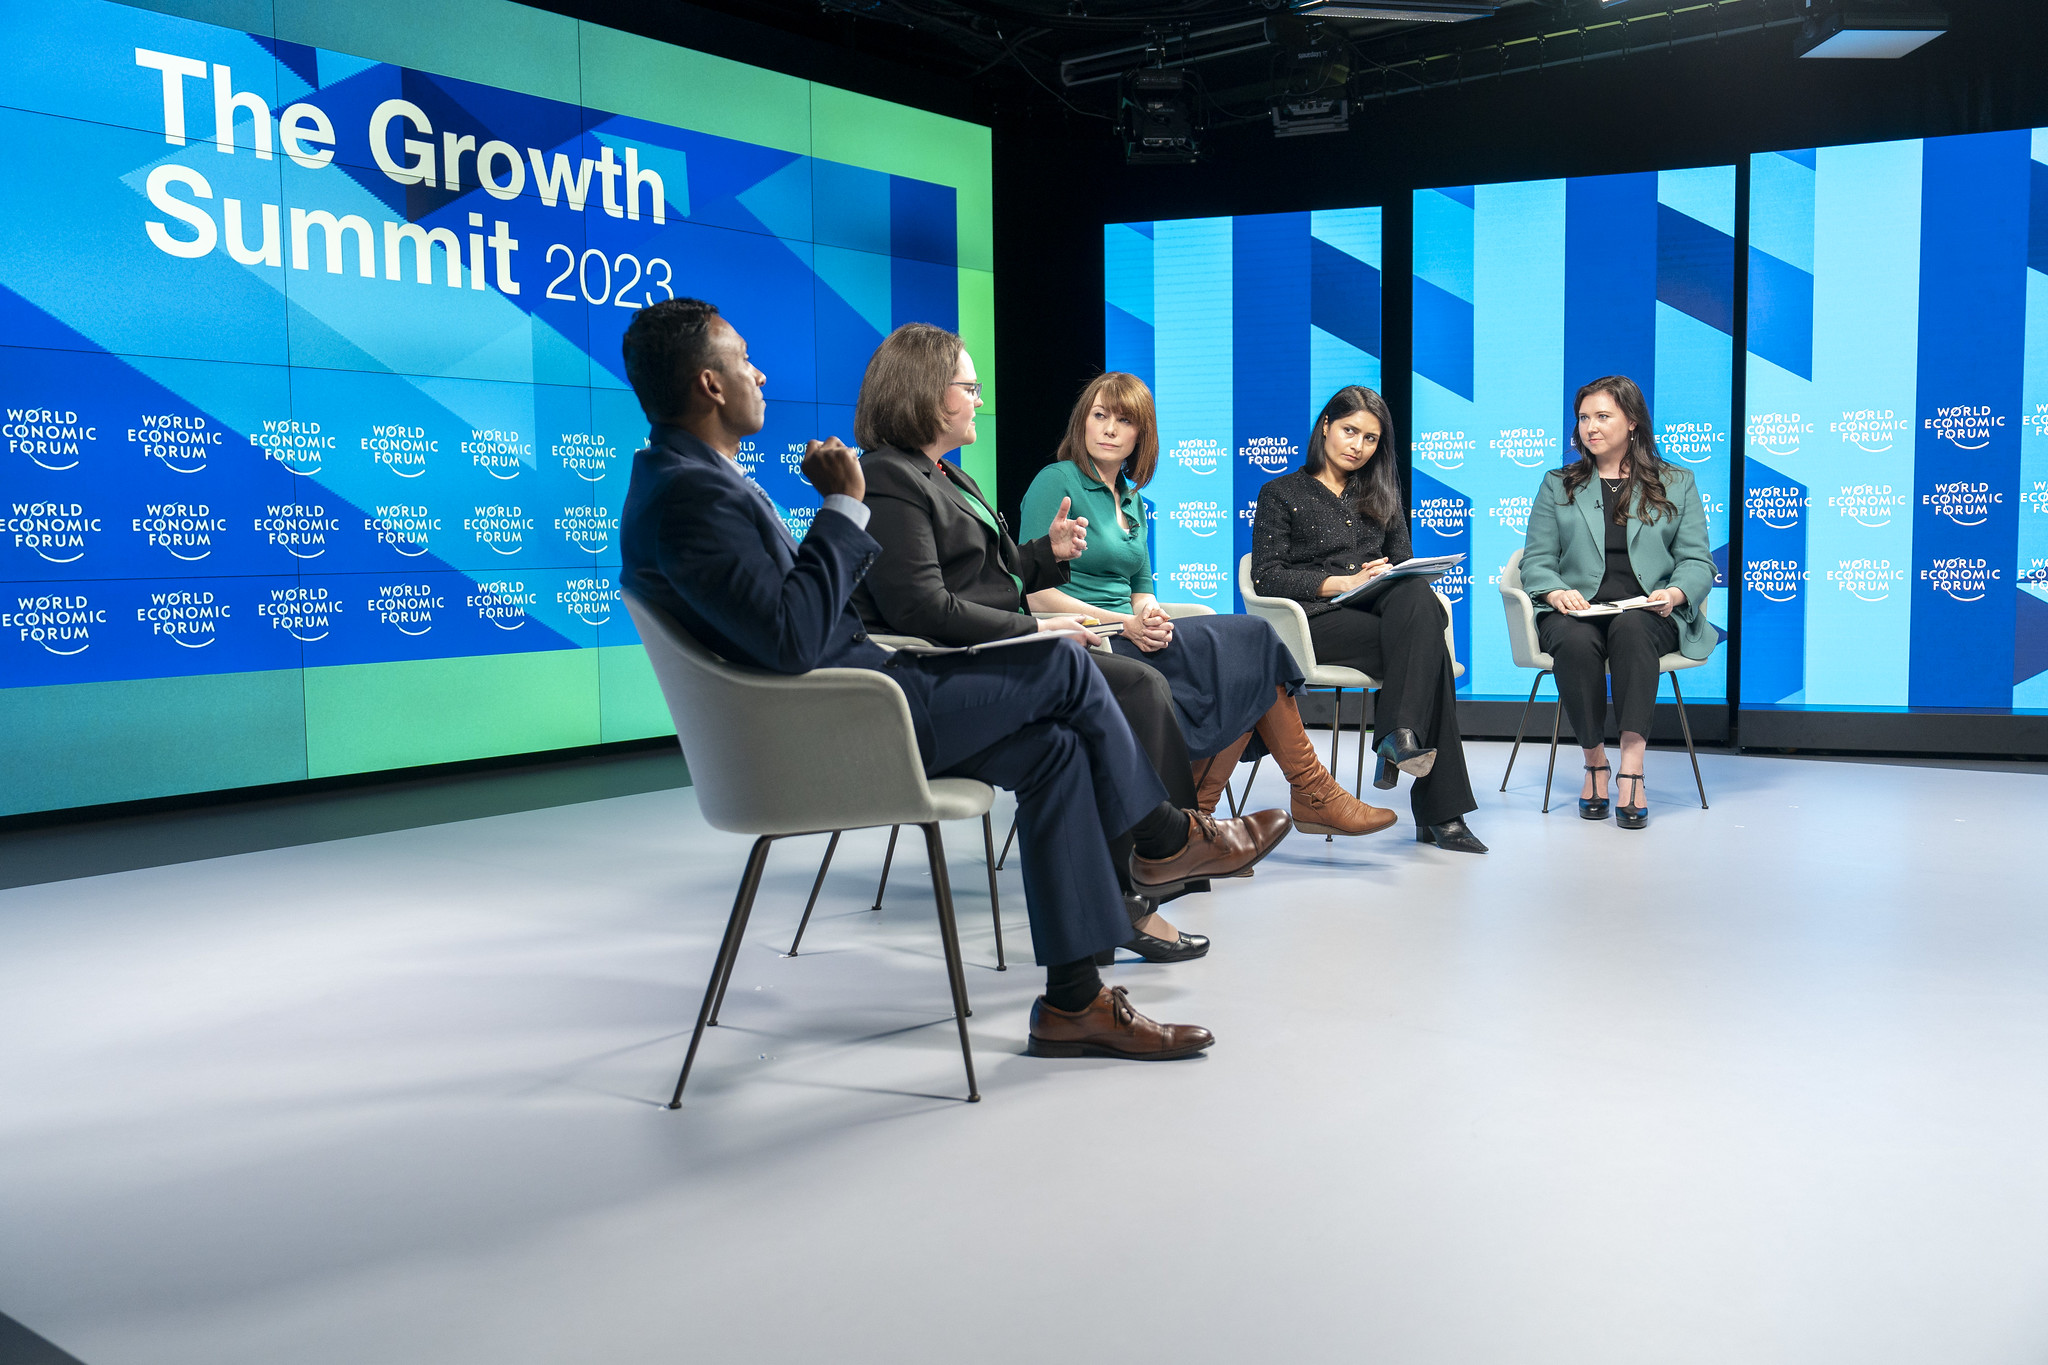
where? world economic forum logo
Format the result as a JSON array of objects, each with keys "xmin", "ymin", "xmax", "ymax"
[
  {"xmin": 1745, "ymin": 558, "xmax": 1806, "ymax": 602},
  {"xmin": 1168, "ymin": 438, "xmax": 1223, "ymax": 477},
  {"xmin": 559, "ymin": 576, "xmax": 616, "ymax": 627},
  {"xmin": 1921, "ymin": 557, "xmax": 1999, "ymax": 602},
  {"xmin": 1488, "ymin": 496, "xmax": 1533, "ymax": 537},
  {"xmin": 1164, "ymin": 561, "xmax": 1228, "ymax": 600},
  {"xmin": 134, "ymin": 503, "xmax": 227, "ymax": 561},
  {"xmin": 466, "ymin": 504, "xmax": 531, "ymax": 555},
  {"xmin": 3, "ymin": 592, "xmax": 102, "ymax": 655},
  {"xmin": 777, "ymin": 442, "xmax": 813, "ymax": 486},
  {"xmin": 1748, "ymin": 413, "xmax": 1810, "ymax": 459},
  {"xmin": 138, "ymin": 589, "xmax": 227, "ymax": 648},
  {"xmin": 1746, "ymin": 484, "xmax": 1806, "ymax": 531},
  {"xmin": 368, "ymin": 583, "xmax": 442, "ymax": 635},
  {"xmin": 1831, "ymin": 409, "xmax": 1909, "ymax": 455},
  {"xmin": 364, "ymin": 425, "xmax": 436, "ymax": 477},
  {"xmin": 554, "ymin": 433, "xmax": 616, "ymax": 483},
  {"xmin": 257, "ymin": 504, "xmax": 341, "ymax": 558},
  {"xmin": 463, "ymin": 428, "xmax": 531, "ymax": 481},
  {"xmin": 1489, "ymin": 428, "xmax": 1550, "ymax": 469},
  {"xmin": 1167, "ymin": 500, "xmax": 1224, "ymax": 538},
  {"xmin": 6, "ymin": 408, "xmax": 95, "ymax": 472},
  {"xmin": 1921, "ymin": 481, "xmax": 2001, "ymax": 528},
  {"xmin": 367, "ymin": 505, "xmax": 437, "ymax": 556},
  {"xmin": 558, "ymin": 504, "xmax": 618, "ymax": 554},
  {"xmin": 1825, "ymin": 559, "xmax": 1905, "ymax": 603},
  {"xmin": 1925, "ymin": 405, "xmax": 2005, "ymax": 451},
  {"xmin": 1659, "ymin": 422, "xmax": 1721, "ymax": 465},
  {"xmin": 129, "ymin": 413, "xmax": 219, "ymax": 474},
  {"xmin": 1239, "ymin": 436, "xmax": 1296, "ymax": 475},
  {"xmin": 1827, "ymin": 484, "xmax": 1907, "ymax": 529},
  {"xmin": 250, "ymin": 419, "xmax": 332, "ymax": 476},
  {"xmin": 1413, "ymin": 429, "xmax": 1474, "ymax": 471},
  {"xmin": 468, "ymin": 578, "xmax": 535, "ymax": 630},
  {"xmin": 6, "ymin": 502, "xmax": 101, "ymax": 564},
  {"xmin": 259, "ymin": 585, "xmax": 342, "ymax": 641}
]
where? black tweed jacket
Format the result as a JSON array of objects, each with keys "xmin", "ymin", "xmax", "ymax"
[{"xmin": 1250, "ymin": 469, "xmax": 1412, "ymax": 619}]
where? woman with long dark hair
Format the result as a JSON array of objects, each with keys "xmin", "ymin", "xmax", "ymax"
[
  {"xmin": 1520, "ymin": 376, "xmax": 1717, "ymax": 830},
  {"xmin": 1250, "ymin": 386, "xmax": 1484, "ymax": 854}
]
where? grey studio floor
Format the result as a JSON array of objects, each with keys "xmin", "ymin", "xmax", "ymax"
[{"xmin": 4, "ymin": 741, "xmax": 2048, "ymax": 1365}]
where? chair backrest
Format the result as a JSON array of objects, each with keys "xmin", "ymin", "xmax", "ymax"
[
  {"xmin": 1156, "ymin": 601, "xmax": 1216, "ymax": 620},
  {"xmin": 625, "ymin": 594, "xmax": 945, "ymax": 836},
  {"xmin": 1238, "ymin": 554, "xmax": 1321, "ymax": 675},
  {"xmin": 1497, "ymin": 548, "xmax": 1548, "ymax": 670}
]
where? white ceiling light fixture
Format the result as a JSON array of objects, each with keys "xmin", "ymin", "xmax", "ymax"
[{"xmin": 1796, "ymin": 5, "xmax": 1948, "ymax": 57}]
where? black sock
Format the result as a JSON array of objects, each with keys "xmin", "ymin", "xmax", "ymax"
[
  {"xmin": 1129, "ymin": 802, "xmax": 1190, "ymax": 860},
  {"xmin": 1044, "ymin": 956, "xmax": 1103, "ymax": 1012}
]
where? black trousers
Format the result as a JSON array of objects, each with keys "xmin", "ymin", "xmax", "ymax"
[
  {"xmin": 895, "ymin": 637, "xmax": 1169, "ymax": 965},
  {"xmin": 1536, "ymin": 608, "xmax": 1681, "ymax": 746},
  {"xmin": 1304, "ymin": 576, "xmax": 1475, "ymax": 825}
]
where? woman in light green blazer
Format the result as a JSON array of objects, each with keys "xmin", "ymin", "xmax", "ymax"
[{"xmin": 1520, "ymin": 375, "xmax": 1716, "ymax": 829}]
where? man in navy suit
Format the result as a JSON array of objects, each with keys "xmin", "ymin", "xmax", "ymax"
[{"xmin": 618, "ymin": 298, "xmax": 1289, "ymax": 1060}]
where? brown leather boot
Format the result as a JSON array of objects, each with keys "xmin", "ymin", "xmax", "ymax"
[
  {"xmin": 1189, "ymin": 733, "xmax": 1253, "ymax": 816},
  {"xmin": 1253, "ymin": 688, "xmax": 1398, "ymax": 837}
]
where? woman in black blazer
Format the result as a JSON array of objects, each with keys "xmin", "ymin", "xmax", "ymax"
[{"xmin": 1251, "ymin": 386, "xmax": 1483, "ymax": 854}]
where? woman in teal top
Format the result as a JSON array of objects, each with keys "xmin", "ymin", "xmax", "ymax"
[{"xmin": 1018, "ymin": 374, "xmax": 1392, "ymax": 839}]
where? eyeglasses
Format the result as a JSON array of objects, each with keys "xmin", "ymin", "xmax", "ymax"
[{"xmin": 950, "ymin": 382, "xmax": 983, "ymax": 399}]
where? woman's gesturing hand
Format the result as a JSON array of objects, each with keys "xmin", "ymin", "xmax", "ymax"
[
  {"xmin": 1546, "ymin": 588, "xmax": 1591, "ymax": 613},
  {"xmin": 1047, "ymin": 497, "xmax": 1090, "ymax": 561}
]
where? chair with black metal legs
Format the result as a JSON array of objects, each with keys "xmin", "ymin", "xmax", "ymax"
[
  {"xmin": 626, "ymin": 594, "xmax": 992, "ymax": 1107},
  {"xmin": 1495, "ymin": 548, "xmax": 1711, "ymax": 812},
  {"xmin": 1235, "ymin": 555, "xmax": 1465, "ymax": 833}
]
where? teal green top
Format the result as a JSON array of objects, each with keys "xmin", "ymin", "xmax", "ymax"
[{"xmin": 1018, "ymin": 460, "xmax": 1154, "ymax": 613}]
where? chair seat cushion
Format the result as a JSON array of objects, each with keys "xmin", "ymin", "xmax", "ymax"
[
  {"xmin": 1658, "ymin": 653, "xmax": 1706, "ymax": 673},
  {"xmin": 924, "ymin": 778, "xmax": 997, "ymax": 823},
  {"xmin": 1306, "ymin": 665, "xmax": 1375, "ymax": 688}
]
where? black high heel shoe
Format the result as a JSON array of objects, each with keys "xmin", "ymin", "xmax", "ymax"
[
  {"xmin": 1579, "ymin": 763, "xmax": 1611, "ymax": 821},
  {"xmin": 1373, "ymin": 728, "xmax": 1438, "ymax": 790},
  {"xmin": 1616, "ymin": 773, "xmax": 1648, "ymax": 830}
]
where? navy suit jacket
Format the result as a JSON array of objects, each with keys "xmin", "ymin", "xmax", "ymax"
[{"xmin": 619, "ymin": 424, "xmax": 894, "ymax": 680}]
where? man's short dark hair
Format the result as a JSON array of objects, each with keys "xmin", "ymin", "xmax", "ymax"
[{"xmin": 622, "ymin": 297, "xmax": 722, "ymax": 421}]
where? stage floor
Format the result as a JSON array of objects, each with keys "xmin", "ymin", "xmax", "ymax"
[{"xmin": 3, "ymin": 743, "xmax": 2045, "ymax": 1364}]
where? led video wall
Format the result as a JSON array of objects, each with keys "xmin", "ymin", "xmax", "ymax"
[
  {"xmin": 1103, "ymin": 208, "xmax": 1382, "ymax": 608},
  {"xmin": 1410, "ymin": 168, "xmax": 1736, "ymax": 702},
  {"xmin": 0, "ymin": 0, "xmax": 993, "ymax": 816},
  {"xmin": 1743, "ymin": 130, "xmax": 2048, "ymax": 715}
]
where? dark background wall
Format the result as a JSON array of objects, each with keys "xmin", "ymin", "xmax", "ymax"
[{"xmin": 989, "ymin": 0, "xmax": 2048, "ymax": 524}]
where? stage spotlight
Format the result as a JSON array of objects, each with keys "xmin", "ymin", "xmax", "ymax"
[
  {"xmin": 1120, "ymin": 68, "xmax": 1200, "ymax": 165},
  {"xmin": 1796, "ymin": 4, "xmax": 1948, "ymax": 57},
  {"xmin": 1293, "ymin": 1, "xmax": 1497, "ymax": 20}
]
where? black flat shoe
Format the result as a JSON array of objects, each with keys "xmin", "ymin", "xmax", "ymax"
[
  {"xmin": 1579, "ymin": 763, "xmax": 1611, "ymax": 821},
  {"xmin": 1117, "ymin": 929, "xmax": 1211, "ymax": 963},
  {"xmin": 1416, "ymin": 817, "xmax": 1488, "ymax": 854},
  {"xmin": 1373, "ymin": 728, "xmax": 1438, "ymax": 790},
  {"xmin": 1616, "ymin": 773, "xmax": 1648, "ymax": 830}
]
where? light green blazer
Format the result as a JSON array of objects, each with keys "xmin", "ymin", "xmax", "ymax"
[{"xmin": 1519, "ymin": 465, "xmax": 1718, "ymax": 660}]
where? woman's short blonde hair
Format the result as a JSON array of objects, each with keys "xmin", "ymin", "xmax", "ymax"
[
  {"xmin": 854, "ymin": 323, "xmax": 964, "ymax": 453},
  {"xmin": 1056, "ymin": 372, "xmax": 1159, "ymax": 488}
]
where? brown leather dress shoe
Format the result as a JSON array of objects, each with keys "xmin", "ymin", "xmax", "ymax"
[
  {"xmin": 1026, "ymin": 985, "xmax": 1215, "ymax": 1060},
  {"xmin": 1129, "ymin": 809, "xmax": 1290, "ymax": 896}
]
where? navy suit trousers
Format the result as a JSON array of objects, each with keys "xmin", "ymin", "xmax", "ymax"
[{"xmin": 890, "ymin": 637, "xmax": 1167, "ymax": 965}]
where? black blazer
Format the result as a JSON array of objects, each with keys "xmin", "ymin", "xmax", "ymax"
[
  {"xmin": 1251, "ymin": 469, "xmax": 1413, "ymax": 619},
  {"xmin": 854, "ymin": 444, "xmax": 1070, "ymax": 645},
  {"xmin": 619, "ymin": 425, "xmax": 886, "ymax": 675}
]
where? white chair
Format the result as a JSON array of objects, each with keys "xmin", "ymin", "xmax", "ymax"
[
  {"xmin": 626, "ymin": 594, "xmax": 990, "ymax": 1106},
  {"xmin": 1236, "ymin": 554, "xmax": 1464, "ymax": 824},
  {"xmin": 1495, "ymin": 548, "xmax": 1710, "ymax": 812}
]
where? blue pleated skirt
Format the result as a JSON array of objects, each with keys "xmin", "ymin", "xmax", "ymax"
[{"xmin": 1109, "ymin": 614, "xmax": 1304, "ymax": 759}]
